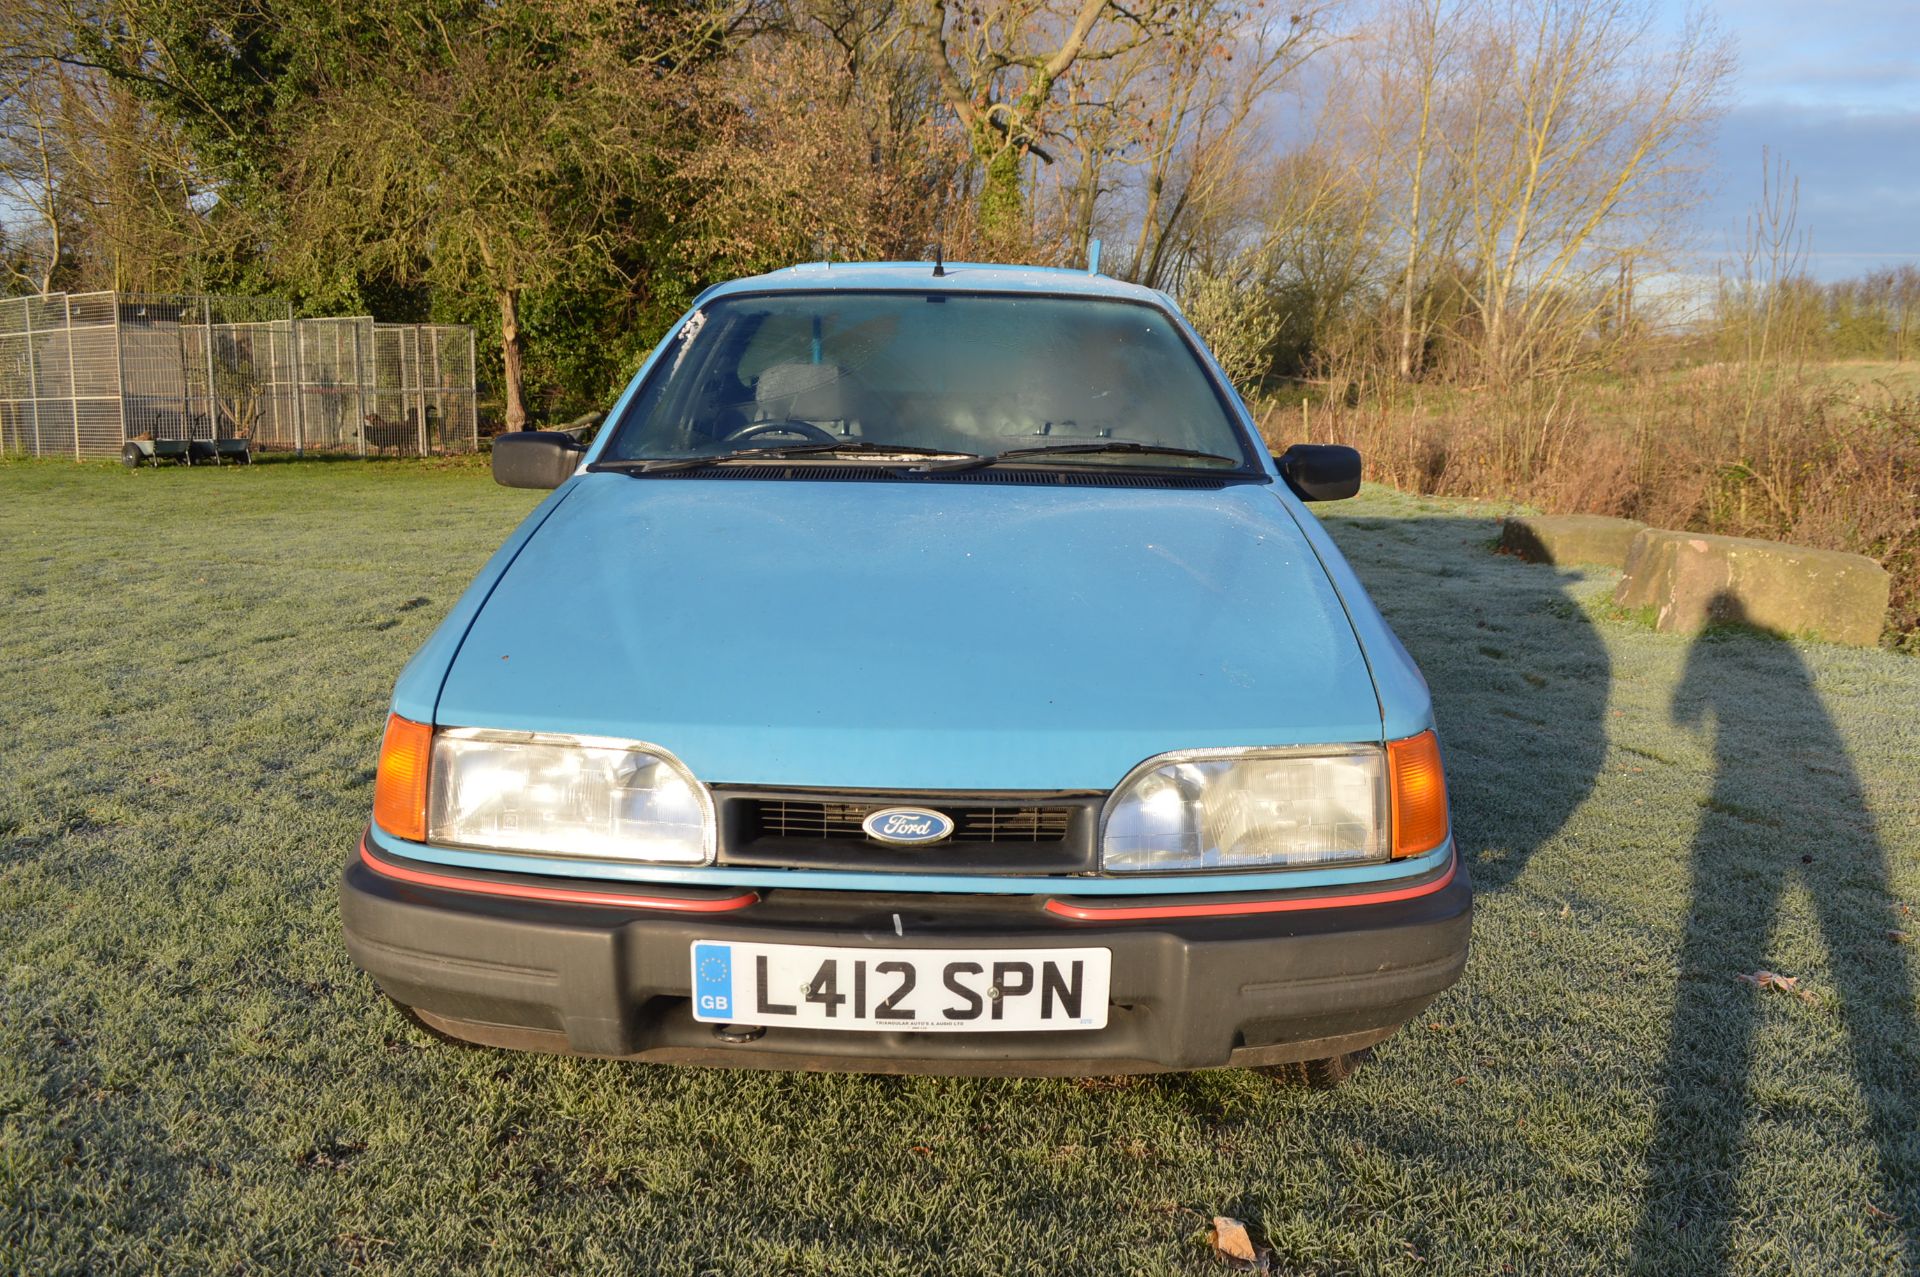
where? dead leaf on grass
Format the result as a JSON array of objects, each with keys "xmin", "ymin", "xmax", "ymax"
[
  {"xmin": 1865, "ymin": 1202, "xmax": 1900, "ymax": 1223},
  {"xmin": 295, "ymin": 1139, "xmax": 366, "ymax": 1171},
  {"xmin": 332, "ymin": 1232, "xmax": 394, "ymax": 1262},
  {"xmin": 1208, "ymin": 1216, "xmax": 1270, "ymax": 1272},
  {"xmin": 1737, "ymin": 970, "xmax": 1817, "ymax": 1004},
  {"xmin": 1890, "ymin": 931, "xmax": 1911, "ymax": 946}
]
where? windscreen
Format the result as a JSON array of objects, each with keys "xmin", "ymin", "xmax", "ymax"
[{"xmin": 602, "ymin": 291, "xmax": 1251, "ymax": 467}]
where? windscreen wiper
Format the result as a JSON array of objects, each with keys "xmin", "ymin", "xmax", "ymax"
[
  {"xmin": 591, "ymin": 441, "xmax": 983, "ymax": 476},
  {"xmin": 911, "ymin": 441, "xmax": 1244, "ymax": 474}
]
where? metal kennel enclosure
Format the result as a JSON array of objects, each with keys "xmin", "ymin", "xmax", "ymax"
[{"xmin": 0, "ymin": 291, "xmax": 477, "ymax": 459}]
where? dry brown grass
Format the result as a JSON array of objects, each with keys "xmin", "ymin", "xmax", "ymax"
[{"xmin": 1263, "ymin": 367, "xmax": 1920, "ymax": 644}]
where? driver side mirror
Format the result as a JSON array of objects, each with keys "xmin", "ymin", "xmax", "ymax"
[
  {"xmin": 493, "ymin": 431, "xmax": 587, "ymax": 490},
  {"xmin": 1275, "ymin": 443, "xmax": 1362, "ymax": 502}
]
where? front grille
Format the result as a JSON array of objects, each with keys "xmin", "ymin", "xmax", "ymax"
[
  {"xmin": 757, "ymin": 799, "xmax": 1071, "ymax": 844},
  {"xmin": 714, "ymin": 787, "xmax": 1101, "ymax": 875}
]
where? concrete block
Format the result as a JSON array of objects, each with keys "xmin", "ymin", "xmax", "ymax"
[
  {"xmin": 1499, "ymin": 514, "xmax": 1647, "ymax": 568},
  {"xmin": 1613, "ymin": 528, "xmax": 1890, "ymax": 646}
]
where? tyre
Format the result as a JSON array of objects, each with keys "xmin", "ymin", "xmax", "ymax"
[
  {"xmin": 1254, "ymin": 1048, "xmax": 1370, "ymax": 1089},
  {"xmin": 121, "ymin": 442, "xmax": 144, "ymax": 468}
]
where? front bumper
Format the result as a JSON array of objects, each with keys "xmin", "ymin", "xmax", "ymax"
[{"xmin": 341, "ymin": 834, "xmax": 1471, "ymax": 1076}]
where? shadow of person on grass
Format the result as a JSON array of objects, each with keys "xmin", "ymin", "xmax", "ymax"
[
  {"xmin": 1324, "ymin": 511, "xmax": 1613, "ymax": 894},
  {"xmin": 1631, "ymin": 593, "xmax": 1918, "ymax": 1274},
  {"xmin": 1135, "ymin": 509, "xmax": 1609, "ymax": 1110}
]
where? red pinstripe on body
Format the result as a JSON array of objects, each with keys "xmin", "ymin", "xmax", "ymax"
[
  {"xmin": 1043, "ymin": 855, "xmax": 1457, "ymax": 921},
  {"xmin": 358, "ymin": 839, "xmax": 760, "ymax": 913}
]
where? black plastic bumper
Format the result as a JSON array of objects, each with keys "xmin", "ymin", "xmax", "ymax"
[{"xmin": 341, "ymin": 836, "xmax": 1471, "ymax": 1076}]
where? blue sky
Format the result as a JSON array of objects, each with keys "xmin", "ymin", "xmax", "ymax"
[{"xmin": 1681, "ymin": 0, "xmax": 1920, "ymax": 280}]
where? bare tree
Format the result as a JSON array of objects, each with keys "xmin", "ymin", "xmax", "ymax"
[
  {"xmin": 1113, "ymin": 0, "xmax": 1329, "ymax": 291},
  {"xmin": 1033, "ymin": 68, "xmax": 1130, "ymax": 264},
  {"xmin": 0, "ymin": 0, "xmax": 220, "ymax": 294},
  {"xmin": 0, "ymin": 60, "xmax": 70, "ymax": 291},
  {"xmin": 1447, "ymin": 0, "xmax": 1732, "ymax": 384},
  {"xmin": 1724, "ymin": 147, "xmax": 1809, "ymax": 369},
  {"xmin": 675, "ymin": 30, "xmax": 972, "ymax": 274},
  {"xmin": 1256, "ymin": 141, "xmax": 1391, "ymax": 377},
  {"xmin": 911, "ymin": 0, "xmax": 1166, "ymax": 243},
  {"xmin": 1352, "ymin": 0, "xmax": 1477, "ymax": 379}
]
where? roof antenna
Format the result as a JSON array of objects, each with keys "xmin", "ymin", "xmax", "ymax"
[
  {"xmin": 1087, "ymin": 238, "xmax": 1102, "ymax": 276},
  {"xmin": 932, "ymin": 240, "xmax": 946, "ymax": 278}
]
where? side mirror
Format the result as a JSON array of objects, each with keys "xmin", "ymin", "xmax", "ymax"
[
  {"xmin": 1275, "ymin": 443, "xmax": 1361, "ymax": 502},
  {"xmin": 493, "ymin": 431, "xmax": 586, "ymax": 489}
]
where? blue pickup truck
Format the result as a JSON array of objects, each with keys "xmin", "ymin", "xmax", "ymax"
[{"xmin": 340, "ymin": 261, "xmax": 1469, "ymax": 1082}]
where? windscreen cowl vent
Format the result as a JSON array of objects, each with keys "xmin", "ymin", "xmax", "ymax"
[{"xmin": 643, "ymin": 464, "xmax": 1236, "ymax": 490}]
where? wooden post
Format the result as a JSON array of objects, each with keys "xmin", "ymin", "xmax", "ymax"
[
  {"xmin": 430, "ymin": 327, "xmax": 446, "ymax": 454},
  {"xmin": 176, "ymin": 304, "xmax": 190, "ymax": 446},
  {"xmin": 24, "ymin": 296, "xmax": 41, "ymax": 455},
  {"xmin": 353, "ymin": 320, "xmax": 367, "ymax": 457},
  {"xmin": 467, "ymin": 326, "xmax": 478, "ymax": 449},
  {"xmin": 413, "ymin": 327, "xmax": 427, "ymax": 455},
  {"xmin": 201, "ymin": 297, "xmax": 219, "ymax": 443},
  {"xmin": 112, "ymin": 292, "xmax": 128, "ymax": 452},
  {"xmin": 63, "ymin": 294, "xmax": 80, "ymax": 458},
  {"xmin": 289, "ymin": 308, "xmax": 306, "ymax": 455}
]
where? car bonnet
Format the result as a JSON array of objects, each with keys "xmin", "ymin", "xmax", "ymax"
[{"xmin": 429, "ymin": 472, "xmax": 1384, "ymax": 791}]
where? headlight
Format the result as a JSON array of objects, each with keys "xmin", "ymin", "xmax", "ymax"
[
  {"xmin": 426, "ymin": 729, "xmax": 714, "ymax": 864},
  {"xmin": 1101, "ymin": 745, "xmax": 1389, "ymax": 872}
]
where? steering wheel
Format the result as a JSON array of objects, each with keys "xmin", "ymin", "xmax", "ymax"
[{"xmin": 724, "ymin": 419, "xmax": 839, "ymax": 445}]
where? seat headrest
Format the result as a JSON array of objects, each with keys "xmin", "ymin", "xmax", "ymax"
[{"xmin": 755, "ymin": 362, "xmax": 871, "ymax": 422}]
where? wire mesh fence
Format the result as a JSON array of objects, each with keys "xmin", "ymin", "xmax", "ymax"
[
  {"xmin": 295, "ymin": 316, "xmax": 372, "ymax": 453},
  {"xmin": 0, "ymin": 291, "xmax": 477, "ymax": 459},
  {"xmin": 370, "ymin": 322, "xmax": 478, "ymax": 454},
  {"xmin": 0, "ymin": 292, "xmax": 120, "ymax": 458}
]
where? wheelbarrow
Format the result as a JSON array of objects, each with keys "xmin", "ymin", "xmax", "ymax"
[
  {"xmin": 190, "ymin": 438, "xmax": 253, "ymax": 465},
  {"xmin": 121, "ymin": 436, "xmax": 252, "ymax": 467},
  {"xmin": 121, "ymin": 437, "xmax": 192, "ymax": 467}
]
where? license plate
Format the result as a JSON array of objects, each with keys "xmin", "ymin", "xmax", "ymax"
[{"xmin": 689, "ymin": 941, "xmax": 1111, "ymax": 1032}]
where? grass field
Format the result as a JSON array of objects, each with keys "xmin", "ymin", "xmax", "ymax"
[
  {"xmin": 1818, "ymin": 360, "xmax": 1920, "ymax": 399},
  {"xmin": 3, "ymin": 458, "xmax": 1918, "ymax": 1275}
]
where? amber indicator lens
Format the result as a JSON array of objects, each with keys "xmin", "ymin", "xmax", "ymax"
[
  {"xmin": 1387, "ymin": 730, "xmax": 1449, "ymax": 858},
  {"xmin": 373, "ymin": 713, "xmax": 432, "ymax": 843}
]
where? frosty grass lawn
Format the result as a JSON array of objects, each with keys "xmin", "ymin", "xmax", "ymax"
[{"xmin": 2, "ymin": 457, "xmax": 1916, "ymax": 1274}]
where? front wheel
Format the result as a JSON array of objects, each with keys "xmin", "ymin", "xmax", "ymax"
[
  {"xmin": 1253, "ymin": 1049, "xmax": 1370, "ymax": 1089},
  {"xmin": 120, "ymin": 443, "xmax": 144, "ymax": 468}
]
